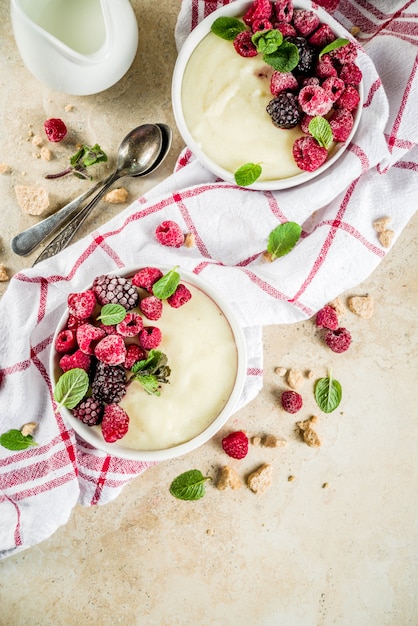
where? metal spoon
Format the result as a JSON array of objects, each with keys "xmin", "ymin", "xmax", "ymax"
[{"xmin": 12, "ymin": 123, "xmax": 163, "ymax": 258}]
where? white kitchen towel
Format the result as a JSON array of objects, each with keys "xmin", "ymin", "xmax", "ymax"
[{"xmin": 1, "ymin": 0, "xmax": 417, "ymax": 558}]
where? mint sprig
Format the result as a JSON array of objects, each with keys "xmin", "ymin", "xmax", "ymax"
[
  {"xmin": 54, "ymin": 368, "xmax": 90, "ymax": 410},
  {"xmin": 96, "ymin": 303, "xmax": 126, "ymax": 326},
  {"xmin": 129, "ymin": 350, "xmax": 171, "ymax": 396},
  {"xmin": 309, "ymin": 116, "xmax": 333, "ymax": 149},
  {"xmin": 169, "ymin": 469, "xmax": 211, "ymax": 501},
  {"xmin": 252, "ymin": 29, "xmax": 283, "ymax": 54},
  {"xmin": 319, "ymin": 38, "xmax": 350, "ymax": 59},
  {"xmin": 0, "ymin": 429, "xmax": 38, "ymax": 451},
  {"xmin": 314, "ymin": 370, "xmax": 342, "ymax": 413},
  {"xmin": 263, "ymin": 41, "xmax": 299, "ymax": 73},
  {"xmin": 152, "ymin": 267, "xmax": 180, "ymax": 300},
  {"xmin": 211, "ymin": 16, "xmax": 246, "ymax": 40},
  {"xmin": 46, "ymin": 143, "xmax": 108, "ymax": 180},
  {"xmin": 266, "ymin": 222, "xmax": 302, "ymax": 261},
  {"xmin": 234, "ymin": 162, "xmax": 262, "ymax": 186}
]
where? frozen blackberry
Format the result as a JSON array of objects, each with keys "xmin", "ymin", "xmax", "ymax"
[
  {"xmin": 73, "ymin": 397, "xmax": 104, "ymax": 426},
  {"xmin": 92, "ymin": 274, "xmax": 139, "ymax": 310},
  {"xmin": 286, "ymin": 36, "xmax": 316, "ymax": 75},
  {"xmin": 266, "ymin": 93, "xmax": 300, "ymax": 129},
  {"xmin": 91, "ymin": 361, "xmax": 127, "ymax": 404}
]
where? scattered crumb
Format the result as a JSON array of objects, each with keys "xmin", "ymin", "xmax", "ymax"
[
  {"xmin": 288, "ymin": 475, "xmax": 295, "ymax": 482},
  {"xmin": 287, "ymin": 368, "xmax": 304, "ymax": 390},
  {"xmin": 184, "ymin": 232, "xmax": 195, "ymax": 248},
  {"xmin": 263, "ymin": 251, "xmax": 274, "ymax": 263},
  {"xmin": 251, "ymin": 435, "xmax": 262, "ymax": 447},
  {"xmin": 347, "ymin": 294, "xmax": 374, "ymax": 319},
  {"xmin": 263, "ymin": 435, "xmax": 287, "ymax": 448},
  {"xmin": 247, "ymin": 464, "xmax": 273, "ymax": 494},
  {"xmin": 275, "ymin": 366, "xmax": 287, "ymax": 377},
  {"xmin": 328, "ymin": 296, "xmax": 345, "ymax": 317},
  {"xmin": 216, "ymin": 466, "xmax": 242, "ymax": 491},
  {"xmin": 103, "ymin": 187, "xmax": 129, "ymax": 204},
  {"xmin": 0, "ymin": 163, "xmax": 10, "ymax": 174},
  {"xmin": 322, "ymin": 482, "xmax": 329, "ymax": 489},
  {"xmin": 206, "ymin": 528, "xmax": 215, "ymax": 536},
  {"xmin": 15, "ymin": 184, "xmax": 50, "ymax": 215},
  {"xmin": 373, "ymin": 216, "xmax": 392, "ymax": 233},
  {"xmin": 350, "ymin": 26, "xmax": 361, "ymax": 37},
  {"xmin": 0, "ymin": 264, "xmax": 10, "ymax": 281},
  {"xmin": 378, "ymin": 229, "xmax": 394, "ymax": 248},
  {"xmin": 40, "ymin": 147, "xmax": 52, "ymax": 161},
  {"xmin": 296, "ymin": 417, "xmax": 321, "ymax": 448},
  {"xmin": 306, "ymin": 370, "xmax": 315, "ymax": 379},
  {"xmin": 21, "ymin": 422, "xmax": 38, "ymax": 437},
  {"xmin": 309, "ymin": 415, "xmax": 318, "ymax": 424},
  {"xmin": 32, "ymin": 153, "xmax": 41, "ymax": 159},
  {"xmin": 27, "ymin": 130, "xmax": 34, "ymax": 139},
  {"xmin": 31, "ymin": 135, "xmax": 43, "ymax": 147},
  {"xmin": 64, "ymin": 104, "xmax": 74, "ymax": 112}
]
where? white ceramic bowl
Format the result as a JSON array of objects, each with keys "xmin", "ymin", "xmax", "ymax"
[
  {"xmin": 172, "ymin": 0, "xmax": 363, "ymax": 190},
  {"xmin": 50, "ymin": 266, "xmax": 247, "ymax": 461}
]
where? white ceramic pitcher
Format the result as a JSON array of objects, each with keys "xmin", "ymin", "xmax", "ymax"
[{"xmin": 10, "ymin": 0, "xmax": 138, "ymax": 95}]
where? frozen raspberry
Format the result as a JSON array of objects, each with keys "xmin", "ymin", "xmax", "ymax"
[
  {"xmin": 252, "ymin": 18, "xmax": 273, "ymax": 32},
  {"xmin": 101, "ymin": 404, "xmax": 129, "ymax": 443},
  {"xmin": 308, "ymin": 23, "xmax": 336, "ymax": 48},
  {"xmin": 243, "ymin": 0, "xmax": 272, "ymax": 26},
  {"xmin": 76, "ymin": 323, "xmax": 106, "ymax": 355},
  {"xmin": 167, "ymin": 284, "xmax": 192, "ymax": 309},
  {"xmin": 67, "ymin": 289, "xmax": 97, "ymax": 320},
  {"xmin": 222, "ymin": 431, "xmax": 249, "ymax": 459},
  {"xmin": 324, "ymin": 327, "xmax": 352, "ymax": 353},
  {"xmin": 73, "ymin": 397, "xmax": 104, "ymax": 426},
  {"xmin": 315, "ymin": 0, "xmax": 340, "ymax": 12},
  {"xmin": 92, "ymin": 274, "xmax": 139, "ymax": 310},
  {"xmin": 315, "ymin": 58, "xmax": 338, "ymax": 79},
  {"xmin": 97, "ymin": 322, "xmax": 116, "ymax": 335},
  {"xmin": 94, "ymin": 334, "xmax": 127, "ymax": 365},
  {"xmin": 59, "ymin": 349, "xmax": 91, "ymax": 373},
  {"xmin": 140, "ymin": 295, "xmax": 163, "ymax": 320},
  {"xmin": 293, "ymin": 9, "xmax": 320, "ymax": 36},
  {"xmin": 329, "ymin": 108, "xmax": 354, "ymax": 142},
  {"xmin": 322, "ymin": 76, "xmax": 345, "ymax": 102},
  {"xmin": 132, "ymin": 267, "xmax": 163, "ymax": 292},
  {"xmin": 233, "ymin": 31, "xmax": 258, "ymax": 57},
  {"xmin": 286, "ymin": 36, "xmax": 316, "ymax": 75},
  {"xmin": 329, "ymin": 41, "xmax": 357, "ymax": 64},
  {"xmin": 155, "ymin": 220, "xmax": 184, "ymax": 248},
  {"xmin": 266, "ymin": 92, "xmax": 300, "ymax": 129},
  {"xmin": 139, "ymin": 326, "xmax": 162, "ymax": 350},
  {"xmin": 316, "ymin": 305, "xmax": 339, "ymax": 330},
  {"xmin": 281, "ymin": 390, "xmax": 303, "ymax": 414},
  {"xmin": 274, "ymin": 0, "xmax": 294, "ymax": 23},
  {"xmin": 292, "ymin": 136, "xmax": 328, "ymax": 172},
  {"xmin": 340, "ymin": 62, "xmax": 362, "ymax": 86},
  {"xmin": 124, "ymin": 344, "xmax": 146, "ymax": 370},
  {"xmin": 274, "ymin": 21, "xmax": 296, "ymax": 37},
  {"xmin": 298, "ymin": 84, "xmax": 333, "ymax": 116},
  {"xmin": 66, "ymin": 314, "xmax": 85, "ymax": 330},
  {"xmin": 116, "ymin": 312, "xmax": 143, "ymax": 337},
  {"xmin": 270, "ymin": 71, "xmax": 298, "ymax": 96},
  {"xmin": 92, "ymin": 362, "xmax": 127, "ymax": 404},
  {"xmin": 336, "ymin": 85, "xmax": 360, "ymax": 112},
  {"xmin": 44, "ymin": 118, "xmax": 67, "ymax": 142},
  {"xmin": 55, "ymin": 329, "xmax": 77, "ymax": 353}
]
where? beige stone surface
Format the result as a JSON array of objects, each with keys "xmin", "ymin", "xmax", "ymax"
[{"xmin": 1, "ymin": 2, "xmax": 418, "ymax": 625}]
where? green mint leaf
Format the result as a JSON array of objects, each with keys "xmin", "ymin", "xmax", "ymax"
[
  {"xmin": 130, "ymin": 350, "xmax": 171, "ymax": 394},
  {"xmin": 152, "ymin": 267, "xmax": 180, "ymax": 300},
  {"xmin": 252, "ymin": 29, "xmax": 283, "ymax": 54},
  {"xmin": 308, "ymin": 116, "xmax": 333, "ymax": 149},
  {"xmin": 169, "ymin": 469, "xmax": 211, "ymax": 501},
  {"xmin": 96, "ymin": 303, "xmax": 126, "ymax": 325},
  {"xmin": 0, "ymin": 429, "xmax": 38, "ymax": 451},
  {"xmin": 319, "ymin": 37, "xmax": 350, "ymax": 59},
  {"xmin": 234, "ymin": 163, "xmax": 262, "ymax": 186},
  {"xmin": 211, "ymin": 16, "xmax": 246, "ymax": 40},
  {"xmin": 264, "ymin": 41, "xmax": 299, "ymax": 73},
  {"xmin": 135, "ymin": 374, "xmax": 161, "ymax": 396},
  {"xmin": 54, "ymin": 368, "xmax": 89, "ymax": 410},
  {"xmin": 267, "ymin": 222, "xmax": 302, "ymax": 260},
  {"xmin": 70, "ymin": 144, "xmax": 108, "ymax": 168},
  {"xmin": 314, "ymin": 370, "xmax": 342, "ymax": 413}
]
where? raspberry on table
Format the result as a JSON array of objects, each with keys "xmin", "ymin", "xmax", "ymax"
[
  {"xmin": 44, "ymin": 118, "xmax": 67, "ymax": 142},
  {"xmin": 222, "ymin": 431, "xmax": 249, "ymax": 459},
  {"xmin": 59, "ymin": 349, "xmax": 91, "ymax": 373},
  {"xmin": 292, "ymin": 136, "xmax": 328, "ymax": 172},
  {"xmin": 336, "ymin": 85, "xmax": 360, "ymax": 112},
  {"xmin": 281, "ymin": 390, "xmax": 303, "ymax": 414},
  {"xmin": 94, "ymin": 334, "xmax": 127, "ymax": 365},
  {"xmin": 266, "ymin": 92, "xmax": 300, "ymax": 129},
  {"xmin": 132, "ymin": 267, "xmax": 163, "ymax": 292},
  {"xmin": 76, "ymin": 323, "xmax": 106, "ymax": 355},
  {"xmin": 316, "ymin": 305, "xmax": 339, "ymax": 330},
  {"xmin": 322, "ymin": 76, "xmax": 345, "ymax": 102},
  {"xmin": 73, "ymin": 397, "xmax": 104, "ymax": 426},
  {"xmin": 67, "ymin": 289, "xmax": 97, "ymax": 320},
  {"xmin": 55, "ymin": 329, "xmax": 77, "ymax": 353},
  {"xmin": 329, "ymin": 108, "xmax": 354, "ymax": 142},
  {"xmin": 324, "ymin": 327, "xmax": 352, "ymax": 353},
  {"xmin": 101, "ymin": 404, "xmax": 129, "ymax": 443},
  {"xmin": 116, "ymin": 312, "xmax": 144, "ymax": 337},
  {"xmin": 92, "ymin": 362, "xmax": 127, "ymax": 404},
  {"xmin": 140, "ymin": 295, "xmax": 163, "ymax": 320},
  {"xmin": 233, "ymin": 31, "xmax": 258, "ymax": 57},
  {"xmin": 292, "ymin": 9, "xmax": 320, "ymax": 37},
  {"xmin": 167, "ymin": 284, "xmax": 192, "ymax": 309},
  {"xmin": 139, "ymin": 326, "xmax": 162, "ymax": 350},
  {"xmin": 155, "ymin": 220, "xmax": 184, "ymax": 248},
  {"xmin": 298, "ymin": 84, "xmax": 333, "ymax": 116},
  {"xmin": 124, "ymin": 343, "xmax": 146, "ymax": 370},
  {"xmin": 274, "ymin": 0, "xmax": 294, "ymax": 23},
  {"xmin": 308, "ymin": 23, "xmax": 336, "ymax": 48},
  {"xmin": 270, "ymin": 71, "xmax": 298, "ymax": 96},
  {"xmin": 92, "ymin": 274, "xmax": 139, "ymax": 310}
]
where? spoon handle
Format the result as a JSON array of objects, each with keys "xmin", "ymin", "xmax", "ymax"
[{"xmin": 33, "ymin": 172, "xmax": 120, "ymax": 266}]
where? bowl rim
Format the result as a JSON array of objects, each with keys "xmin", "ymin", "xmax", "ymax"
[
  {"xmin": 172, "ymin": 0, "xmax": 364, "ymax": 191},
  {"xmin": 49, "ymin": 266, "xmax": 248, "ymax": 462}
]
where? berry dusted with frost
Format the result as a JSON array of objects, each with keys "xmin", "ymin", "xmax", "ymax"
[
  {"xmin": 97, "ymin": 322, "xmax": 116, "ymax": 335},
  {"xmin": 233, "ymin": 31, "xmax": 258, "ymax": 57},
  {"xmin": 315, "ymin": 58, "xmax": 338, "ymax": 79},
  {"xmin": 292, "ymin": 136, "xmax": 328, "ymax": 172},
  {"xmin": 44, "ymin": 118, "xmax": 67, "ymax": 142},
  {"xmin": 329, "ymin": 108, "xmax": 354, "ymax": 142},
  {"xmin": 155, "ymin": 220, "xmax": 184, "ymax": 248},
  {"xmin": 92, "ymin": 274, "xmax": 139, "ymax": 310},
  {"xmin": 316, "ymin": 305, "xmax": 339, "ymax": 330},
  {"xmin": 324, "ymin": 327, "xmax": 352, "ymax": 353},
  {"xmin": 124, "ymin": 344, "xmax": 146, "ymax": 370},
  {"xmin": 73, "ymin": 397, "xmax": 104, "ymax": 426},
  {"xmin": 252, "ymin": 18, "xmax": 273, "ymax": 32},
  {"xmin": 222, "ymin": 431, "xmax": 249, "ymax": 459},
  {"xmin": 94, "ymin": 334, "xmax": 127, "ymax": 365},
  {"xmin": 336, "ymin": 85, "xmax": 360, "ymax": 112},
  {"xmin": 300, "ymin": 113, "xmax": 315, "ymax": 134},
  {"xmin": 92, "ymin": 362, "xmax": 127, "ymax": 404},
  {"xmin": 266, "ymin": 92, "xmax": 300, "ymax": 129},
  {"xmin": 67, "ymin": 289, "xmax": 97, "ymax": 320},
  {"xmin": 285, "ymin": 36, "xmax": 316, "ymax": 75},
  {"xmin": 322, "ymin": 76, "xmax": 345, "ymax": 102},
  {"xmin": 76, "ymin": 323, "xmax": 106, "ymax": 355},
  {"xmin": 59, "ymin": 349, "xmax": 91, "ymax": 373},
  {"xmin": 329, "ymin": 40, "xmax": 357, "ymax": 64},
  {"xmin": 339, "ymin": 62, "xmax": 362, "ymax": 86},
  {"xmin": 274, "ymin": 0, "xmax": 294, "ymax": 23},
  {"xmin": 292, "ymin": 9, "xmax": 320, "ymax": 37},
  {"xmin": 140, "ymin": 295, "xmax": 163, "ymax": 320},
  {"xmin": 132, "ymin": 267, "xmax": 164, "ymax": 292},
  {"xmin": 281, "ymin": 390, "xmax": 303, "ymax": 414},
  {"xmin": 139, "ymin": 326, "xmax": 162, "ymax": 350},
  {"xmin": 308, "ymin": 23, "xmax": 336, "ymax": 48},
  {"xmin": 67, "ymin": 314, "xmax": 85, "ymax": 331},
  {"xmin": 116, "ymin": 312, "xmax": 144, "ymax": 337},
  {"xmin": 243, "ymin": 0, "xmax": 272, "ymax": 26},
  {"xmin": 270, "ymin": 71, "xmax": 298, "ymax": 96},
  {"xmin": 55, "ymin": 329, "xmax": 77, "ymax": 353},
  {"xmin": 167, "ymin": 284, "xmax": 192, "ymax": 309},
  {"xmin": 101, "ymin": 404, "xmax": 129, "ymax": 443},
  {"xmin": 298, "ymin": 84, "xmax": 333, "ymax": 116},
  {"xmin": 274, "ymin": 21, "xmax": 296, "ymax": 37}
]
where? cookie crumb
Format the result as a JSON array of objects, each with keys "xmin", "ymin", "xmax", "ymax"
[
  {"xmin": 287, "ymin": 368, "xmax": 303, "ymax": 390},
  {"xmin": 21, "ymin": 422, "xmax": 38, "ymax": 437},
  {"xmin": 103, "ymin": 187, "xmax": 129, "ymax": 204},
  {"xmin": 322, "ymin": 482, "xmax": 329, "ymax": 489},
  {"xmin": 0, "ymin": 163, "xmax": 10, "ymax": 174},
  {"xmin": 288, "ymin": 475, "xmax": 295, "ymax": 482},
  {"xmin": 263, "ymin": 435, "xmax": 287, "ymax": 448},
  {"xmin": 350, "ymin": 26, "xmax": 361, "ymax": 37},
  {"xmin": 251, "ymin": 435, "xmax": 262, "ymax": 447},
  {"xmin": 40, "ymin": 147, "xmax": 52, "ymax": 161},
  {"xmin": 15, "ymin": 184, "xmax": 50, "ymax": 215},
  {"xmin": 296, "ymin": 418, "xmax": 321, "ymax": 448},
  {"xmin": 31, "ymin": 135, "xmax": 43, "ymax": 147},
  {"xmin": 64, "ymin": 104, "xmax": 74, "ymax": 112},
  {"xmin": 263, "ymin": 251, "xmax": 274, "ymax": 263},
  {"xmin": 216, "ymin": 466, "xmax": 242, "ymax": 491},
  {"xmin": 347, "ymin": 294, "xmax": 374, "ymax": 319},
  {"xmin": 0, "ymin": 264, "xmax": 10, "ymax": 281},
  {"xmin": 306, "ymin": 370, "xmax": 315, "ymax": 379},
  {"xmin": 275, "ymin": 366, "xmax": 287, "ymax": 376},
  {"xmin": 328, "ymin": 296, "xmax": 344, "ymax": 317},
  {"xmin": 247, "ymin": 464, "xmax": 272, "ymax": 494},
  {"xmin": 373, "ymin": 216, "xmax": 392, "ymax": 233},
  {"xmin": 378, "ymin": 229, "xmax": 394, "ymax": 248},
  {"xmin": 184, "ymin": 232, "xmax": 195, "ymax": 248}
]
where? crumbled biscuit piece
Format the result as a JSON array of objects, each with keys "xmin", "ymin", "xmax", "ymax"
[
  {"xmin": 21, "ymin": 422, "xmax": 38, "ymax": 437},
  {"xmin": 0, "ymin": 264, "xmax": 10, "ymax": 281},
  {"xmin": 378, "ymin": 230, "xmax": 394, "ymax": 248},
  {"xmin": 309, "ymin": 415, "xmax": 318, "ymax": 424},
  {"xmin": 263, "ymin": 435, "xmax": 287, "ymax": 448},
  {"xmin": 64, "ymin": 104, "xmax": 74, "ymax": 112},
  {"xmin": 40, "ymin": 147, "xmax": 51, "ymax": 161},
  {"xmin": 251, "ymin": 435, "xmax": 262, "ymax": 447},
  {"xmin": 275, "ymin": 366, "xmax": 287, "ymax": 376},
  {"xmin": 328, "ymin": 296, "xmax": 344, "ymax": 317},
  {"xmin": 373, "ymin": 216, "xmax": 392, "ymax": 233},
  {"xmin": 247, "ymin": 464, "xmax": 273, "ymax": 494},
  {"xmin": 347, "ymin": 294, "xmax": 374, "ymax": 319},
  {"xmin": 103, "ymin": 187, "xmax": 129, "ymax": 204},
  {"xmin": 263, "ymin": 251, "xmax": 274, "ymax": 263},
  {"xmin": 31, "ymin": 135, "xmax": 43, "ymax": 147},
  {"xmin": 216, "ymin": 466, "xmax": 242, "ymax": 491},
  {"xmin": 306, "ymin": 370, "xmax": 315, "ymax": 379},
  {"xmin": 32, "ymin": 153, "xmax": 41, "ymax": 159},
  {"xmin": 350, "ymin": 26, "xmax": 361, "ymax": 37},
  {"xmin": 184, "ymin": 232, "xmax": 195, "ymax": 248},
  {"xmin": 0, "ymin": 163, "xmax": 11, "ymax": 174},
  {"xmin": 322, "ymin": 482, "xmax": 329, "ymax": 489},
  {"xmin": 206, "ymin": 528, "xmax": 215, "ymax": 536},
  {"xmin": 296, "ymin": 418, "xmax": 321, "ymax": 448},
  {"xmin": 287, "ymin": 368, "xmax": 304, "ymax": 390},
  {"xmin": 288, "ymin": 475, "xmax": 296, "ymax": 482},
  {"xmin": 15, "ymin": 184, "xmax": 50, "ymax": 216}
]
